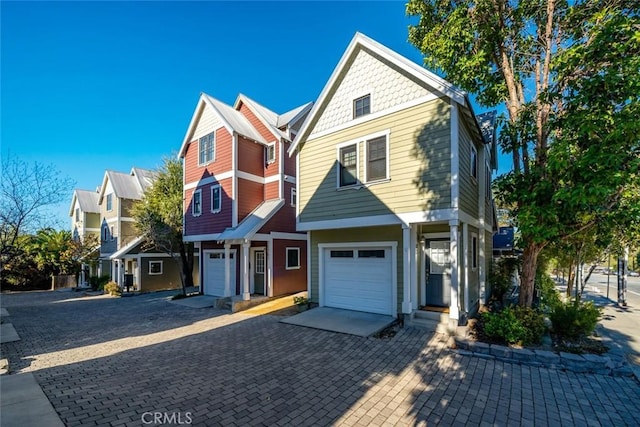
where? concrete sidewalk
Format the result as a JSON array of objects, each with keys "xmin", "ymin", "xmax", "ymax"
[
  {"xmin": 280, "ymin": 307, "xmax": 396, "ymax": 337},
  {"xmin": 0, "ymin": 373, "xmax": 64, "ymax": 427}
]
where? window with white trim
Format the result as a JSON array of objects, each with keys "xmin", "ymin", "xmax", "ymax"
[
  {"xmin": 199, "ymin": 132, "xmax": 215, "ymax": 165},
  {"xmin": 192, "ymin": 189, "xmax": 202, "ymax": 216},
  {"xmin": 265, "ymin": 143, "xmax": 276, "ymax": 164},
  {"xmin": 75, "ymin": 208, "xmax": 80, "ymax": 221},
  {"xmin": 470, "ymin": 146, "xmax": 478, "ymax": 179},
  {"xmin": 366, "ymin": 136, "xmax": 387, "ymax": 182},
  {"xmin": 211, "ymin": 185, "xmax": 221, "ymax": 213},
  {"xmin": 290, "ymin": 187, "xmax": 297, "ymax": 207},
  {"xmin": 106, "ymin": 193, "xmax": 113, "ymax": 212},
  {"xmin": 486, "ymin": 164, "xmax": 492, "ymax": 199},
  {"xmin": 102, "ymin": 225, "xmax": 108, "ymax": 242},
  {"xmin": 339, "ymin": 144, "xmax": 358, "ymax": 187},
  {"xmin": 471, "ymin": 233, "xmax": 478, "ymax": 270},
  {"xmin": 286, "ymin": 247, "xmax": 300, "ymax": 269},
  {"xmin": 149, "ymin": 261, "xmax": 163, "ymax": 275},
  {"xmin": 353, "ymin": 94, "xmax": 371, "ymax": 118},
  {"xmin": 110, "ymin": 226, "xmax": 115, "ymax": 241}
]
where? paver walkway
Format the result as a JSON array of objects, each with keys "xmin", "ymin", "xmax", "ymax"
[{"xmin": 1, "ymin": 290, "xmax": 639, "ymax": 426}]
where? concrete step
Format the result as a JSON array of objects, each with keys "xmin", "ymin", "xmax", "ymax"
[
  {"xmin": 405, "ymin": 317, "xmax": 450, "ymax": 334},
  {"xmin": 414, "ymin": 310, "xmax": 450, "ymax": 323}
]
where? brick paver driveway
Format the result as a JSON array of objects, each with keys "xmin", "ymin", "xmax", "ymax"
[{"xmin": 2, "ymin": 290, "xmax": 640, "ymax": 426}]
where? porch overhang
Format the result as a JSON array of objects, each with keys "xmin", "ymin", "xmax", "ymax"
[
  {"xmin": 217, "ymin": 199, "xmax": 284, "ymax": 244},
  {"xmin": 109, "ymin": 236, "xmax": 144, "ymax": 260}
]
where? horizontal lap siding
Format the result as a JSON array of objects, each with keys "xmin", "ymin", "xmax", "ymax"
[
  {"xmin": 284, "ymin": 140, "xmax": 296, "ymax": 176},
  {"xmin": 184, "ymin": 127, "xmax": 233, "ymax": 185},
  {"xmin": 459, "ymin": 121, "xmax": 479, "ymax": 216},
  {"xmin": 238, "ymin": 137, "xmax": 265, "ymax": 177},
  {"xmin": 273, "ymin": 239, "xmax": 307, "ymax": 295},
  {"xmin": 299, "ymin": 99, "xmax": 451, "ymax": 224},
  {"xmin": 309, "ymin": 225, "xmax": 402, "ymax": 313},
  {"xmin": 259, "ymin": 182, "xmax": 297, "ymax": 234},
  {"xmin": 141, "ymin": 257, "xmax": 181, "ymax": 291},
  {"xmin": 237, "ymin": 178, "xmax": 264, "ymax": 223},
  {"xmin": 184, "ymin": 178, "xmax": 233, "ymax": 236},
  {"xmin": 238, "ymin": 103, "xmax": 280, "ymax": 178},
  {"xmin": 264, "ymin": 181, "xmax": 279, "ymax": 200}
]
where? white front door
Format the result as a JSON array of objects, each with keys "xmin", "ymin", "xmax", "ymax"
[{"xmin": 204, "ymin": 251, "xmax": 236, "ymax": 296}]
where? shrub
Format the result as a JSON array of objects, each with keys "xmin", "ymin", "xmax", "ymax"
[
  {"xmin": 293, "ymin": 296, "xmax": 308, "ymax": 306},
  {"xmin": 481, "ymin": 306, "xmax": 546, "ymax": 346},
  {"xmin": 550, "ymin": 300, "xmax": 601, "ymax": 341},
  {"xmin": 104, "ymin": 281, "xmax": 121, "ymax": 296},
  {"xmin": 89, "ymin": 275, "xmax": 110, "ymax": 291},
  {"xmin": 535, "ymin": 272, "xmax": 561, "ymax": 313},
  {"xmin": 488, "ymin": 257, "xmax": 519, "ymax": 303}
]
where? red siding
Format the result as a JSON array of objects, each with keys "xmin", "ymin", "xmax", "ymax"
[
  {"xmin": 184, "ymin": 127, "xmax": 233, "ymax": 185},
  {"xmin": 184, "ymin": 178, "xmax": 233, "ymax": 236},
  {"xmin": 237, "ymin": 178, "xmax": 264, "ymax": 223},
  {"xmin": 272, "ymin": 239, "xmax": 307, "ymax": 296},
  {"xmin": 237, "ymin": 137, "xmax": 264, "ymax": 177},
  {"xmin": 259, "ymin": 182, "xmax": 298, "ymax": 234},
  {"xmin": 238, "ymin": 103, "xmax": 279, "ymax": 177},
  {"xmin": 283, "ymin": 140, "xmax": 296, "ymax": 177},
  {"xmin": 264, "ymin": 181, "xmax": 279, "ymax": 200}
]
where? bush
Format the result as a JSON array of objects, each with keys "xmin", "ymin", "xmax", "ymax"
[
  {"xmin": 89, "ymin": 275, "xmax": 110, "ymax": 291},
  {"xmin": 550, "ymin": 300, "xmax": 601, "ymax": 341},
  {"xmin": 535, "ymin": 272, "xmax": 561, "ymax": 313},
  {"xmin": 293, "ymin": 296, "xmax": 308, "ymax": 305},
  {"xmin": 104, "ymin": 281, "xmax": 121, "ymax": 296},
  {"xmin": 481, "ymin": 306, "xmax": 546, "ymax": 346},
  {"xmin": 488, "ymin": 258, "xmax": 519, "ymax": 303}
]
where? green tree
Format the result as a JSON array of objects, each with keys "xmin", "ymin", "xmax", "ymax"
[
  {"xmin": 407, "ymin": 0, "xmax": 640, "ymax": 306},
  {"xmin": 132, "ymin": 157, "xmax": 193, "ymax": 295}
]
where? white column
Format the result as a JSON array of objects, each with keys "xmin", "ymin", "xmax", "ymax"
[
  {"xmin": 462, "ymin": 222, "xmax": 469, "ymax": 316},
  {"xmin": 420, "ymin": 238, "xmax": 426, "ymax": 307},
  {"xmin": 224, "ymin": 243, "xmax": 231, "ymax": 297},
  {"xmin": 449, "ymin": 220, "xmax": 460, "ymax": 322},
  {"xmin": 267, "ymin": 238, "xmax": 273, "ymax": 297},
  {"xmin": 479, "ymin": 231, "xmax": 486, "ymax": 305},
  {"xmin": 410, "ymin": 224, "xmax": 419, "ymax": 310},
  {"xmin": 402, "ymin": 224, "xmax": 412, "ymax": 314},
  {"xmin": 242, "ymin": 241, "xmax": 250, "ymax": 300}
]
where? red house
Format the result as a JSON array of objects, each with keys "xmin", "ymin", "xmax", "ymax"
[{"xmin": 179, "ymin": 93, "xmax": 312, "ymax": 301}]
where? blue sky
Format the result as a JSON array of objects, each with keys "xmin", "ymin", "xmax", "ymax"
[{"xmin": 2, "ymin": 1, "xmax": 507, "ymax": 229}]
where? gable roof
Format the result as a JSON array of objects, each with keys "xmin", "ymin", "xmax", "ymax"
[
  {"xmin": 277, "ymin": 101, "xmax": 314, "ymax": 128},
  {"xmin": 216, "ymin": 199, "xmax": 284, "ymax": 243},
  {"xmin": 69, "ymin": 189, "xmax": 100, "ymax": 216},
  {"xmin": 289, "ymin": 32, "xmax": 477, "ymax": 155},
  {"xmin": 178, "ymin": 93, "xmax": 267, "ymax": 158},
  {"xmin": 98, "ymin": 167, "xmax": 155, "ymax": 204}
]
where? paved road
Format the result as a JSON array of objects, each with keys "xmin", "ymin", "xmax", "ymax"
[{"xmin": 2, "ymin": 290, "xmax": 640, "ymax": 426}]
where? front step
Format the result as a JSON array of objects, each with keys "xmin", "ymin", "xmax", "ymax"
[{"xmin": 405, "ymin": 316, "xmax": 450, "ymax": 334}]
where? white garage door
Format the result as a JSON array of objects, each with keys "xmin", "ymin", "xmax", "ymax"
[
  {"xmin": 204, "ymin": 251, "xmax": 236, "ymax": 296},
  {"xmin": 322, "ymin": 246, "xmax": 393, "ymax": 315}
]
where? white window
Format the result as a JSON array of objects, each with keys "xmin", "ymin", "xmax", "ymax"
[
  {"xmin": 365, "ymin": 135, "xmax": 388, "ymax": 182},
  {"xmin": 149, "ymin": 261, "xmax": 163, "ymax": 275},
  {"xmin": 290, "ymin": 187, "xmax": 297, "ymax": 207},
  {"xmin": 471, "ymin": 233, "xmax": 478, "ymax": 270},
  {"xmin": 192, "ymin": 189, "xmax": 202, "ymax": 216},
  {"xmin": 75, "ymin": 208, "xmax": 80, "ymax": 221},
  {"xmin": 429, "ymin": 241, "xmax": 451, "ymax": 274},
  {"xmin": 486, "ymin": 164, "xmax": 492, "ymax": 199},
  {"xmin": 470, "ymin": 146, "xmax": 478, "ymax": 179},
  {"xmin": 353, "ymin": 94, "xmax": 371, "ymax": 118},
  {"xmin": 286, "ymin": 247, "xmax": 300, "ymax": 269},
  {"xmin": 106, "ymin": 193, "xmax": 113, "ymax": 211},
  {"xmin": 110, "ymin": 226, "xmax": 115, "ymax": 241},
  {"xmin": 339, "ymin": 144, "xmax": 358, "ymax": 187},
  {"xmin": 266, "ymin": 143, "xmax": 276, "ymax": 164},
  {"xmin": 211, "ymin": 185, "xmax": 221, "ymax": 213},
  {"xmin": 199, "ymin": 132, "xmax": 215, "ymax": 165}
]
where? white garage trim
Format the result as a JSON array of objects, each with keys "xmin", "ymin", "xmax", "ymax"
[
  {"xmin": 203, "ymin": 249, "xmax": 237, "ymax": 296},
  {"xmin": 318, "ymin": 241, "xmax": 397, "ymax": 316}
]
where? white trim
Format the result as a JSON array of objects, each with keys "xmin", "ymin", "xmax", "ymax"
[
  {"xmin": 449, "ymin": 225, "xmax": 459, "ymax": 321},
  {"xmin": 411, "ymin": 224, "xmax": 418, "ymax": 311},
  {"xmin": 451, "ymin": 101, "xmax": 460, "ymax": 210},
  {"xmin": 420, "ymin": 238, "xmax": 426, "ymax": 306},
  {"xmin": 148, "ymin": 260, "xmax": 163, "ymax": 275},
  {"xmin": 290, "ymin": 187, "xmax": 297, "ymax": 207},
  {"xmin": 84, "ymin": 227, "xmax": 100, "ymax": 232},
  {"xmin": 210, "ymin": 184, "xmax": 222, "ymax": 213},
  {"xmin": 203, "ymin": 248, "xmax": 237, "ymax": 297},
  {"xmin": 297, "ymin": 209, "xmax": 455, "ymax": 231},
  {"xmin": 308, "ymin": 94, "xmax": 440, "ymax": 142},
  {"xmin": 267, "ymin": 239, "xmax": 274, "ymax": 297},
  {"xmin": 197, "ymin": 131, "xmax": 216, "ymax": 166},
  {"xmin": 232, "ymin": 133, "xmax": 238, "ymax": 228},
  {"xmin": 266, "ymin": 142, "xmax": 276, "ymax": 164},
  {"xmin": 250, "ymin": 247, "xmax": 267, "ymax": 295},
  {"xmin": 136, "ymin": 253, "xmax": 174, "ymax": 258},
  {"xmin": 336, "ymin": 140, "xmax": 359, "ymax": 189},
  {"xmin": 224, "ymin": 244, "xmax": 232, "ymax": 296},
  {"xmin": 470, "ymin": 145, "xmax": 478, "ymax": 181},
  {"xmin": 318, "ymin": 241, "xmax": 398, "ymax": 316},
  {"xmin": 306, "ymin": 232, "xmax": 311, "ymax": 299},
  {"xmin": 252, "ymin": 233, "xmax": 273, "ymax": 241},
  {"xmin": 421, "ymin": 232, "xmax": 450, "ymax": 239},
  {"xmin": 184, "ymin": 171, "xmax": 234, "ymax": 191},
  {"xmin": 363, "ymin": 129, "xmax": 391, "ymax": 183},
  {"xmin": 352, "ymin": 92, "xmax": 372, "ymax": 119},
  {"xmin": 402, "ymin": 225, "xmax": 412, "ymax": 314},
  {"xmin": 270, "ymin": 232, "xmax": 308, "ymax": 241},
  {"xmin": 296, "ymin": 153, "xmax": 301, "ymax": 221},
  {"xmin": 286, "ymin": 247, "xmax": 301, "ymax": 270},
  {"xmin": 278, "ymin": 141, "xmax": 284, "ymax": 199},
  {"xmin": 284, "ymin": 175, "xmax": 296, "ymax": 184},
  {"xmin": 463, "ymin": 223, "xmax": 469, "ymax": 316},
  {"xmin": 192, "ymin": 188, "xmax": 202, "ymax": 217},
  {"xmin": 471, "ymin": 232, "xmax": 479, "ymax": 271},
  {"xmin": 236, "ymin": 170, "xmax": 280, "ymax": 185},
  {"xmin": 242, "ymin": 242, "xmax": 250, "ymax": 300},
  {"xmin": 183, "ymin": 233, "xmax": 221, "ymax": 242}
]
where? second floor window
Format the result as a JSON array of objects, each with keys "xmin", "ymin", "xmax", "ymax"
[
  {"xmin": 353, "ymin": 94, "xmax": 371, "ymax": 118},
  {"xmin": 366, "ymin": 136, "xmax": 387, "ymax": 182},
  {"xmin": 102, "ymin": 226, "xmax": 108, "ymax": 242},
  {"xmin": 192, "ymin": 189, "xmax": 202, "ymax": 216},
  {"xmin": 486, "ymin": 164, "xmax": 491, "ymax": 199},
  {"xmin": 339, "ymin": 144, "xmax": 358, "ymax": 187},
  {"xmin": 211, "ymin": 185, "xmax": 221, "ymax": 213},
  {"xmin": 75, "ymin": 208, "xmax": 80, "ymax": 221},
  {"xmin": 106, "ymin": 193, "xmax": 113, "ymax": 211},
  {"xmin": 199, "ymin": 132, "xmax": 215, "ymax": 165},
  {"xmin": 290, "ymin": 187, "xmax": 297, "ymax": 207},
  {"xmin": 470, "ymin": 146, "xmax": 478, "ymax": 179},
  {"xmin": 266, "ymin": 143, "xmax": 276, "ymax": 164}
]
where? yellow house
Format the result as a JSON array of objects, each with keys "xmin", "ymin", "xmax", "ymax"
[{"xmin": 289, "ymin": 33, "xmax": 498, "ymax": 330}]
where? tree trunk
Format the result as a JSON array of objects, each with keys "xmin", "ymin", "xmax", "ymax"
[
  {"xmin": 179, "ymin": 241, "xmax": 194, "ymax": 290},
  {"xmin": 519, "ymin": 242, "xmax": 543, "ymax": 307},
  {"xmin": 566, "ymin": 260, "xmax": 575, "ymax": 298}
]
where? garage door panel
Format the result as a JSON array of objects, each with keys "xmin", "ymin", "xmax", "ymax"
[
  {"xmin": 204, "ymin": 251, "xmax": 236, "ymax": 297},
  {"xmin": 322, "ymin": 246, "xmax": 393, "ymax": 315}
]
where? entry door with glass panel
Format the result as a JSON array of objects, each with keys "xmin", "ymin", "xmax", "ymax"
[
  {"xmin": 254, "ymin": 250, "xmax": 265, "ymax": 295},
  {"xmin": 426, "ymin": 240, "xmax": 451, "ymax": 307}
]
